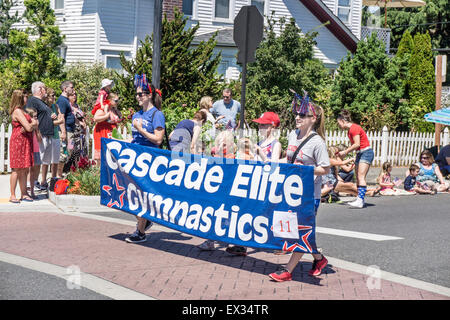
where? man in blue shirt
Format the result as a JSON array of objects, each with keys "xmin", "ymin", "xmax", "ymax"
[
  {"xmin": 210, "ymin": 88, "xmax": 241, "ymax": 129},
  {"xmin": 56, "ymin": 80, "xmax": 74, "ymax": 175}
]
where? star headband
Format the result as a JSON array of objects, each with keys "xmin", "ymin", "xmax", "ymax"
[
  {"xmin": 134, "ymin": 74, "xmax": 162, "ymax": 97},
  {"xmin": 290, "ymin": 88, "xmax": 316, "ymax": 117}
]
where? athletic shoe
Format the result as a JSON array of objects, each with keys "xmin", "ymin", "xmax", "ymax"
[
  {"xmin": 125, "ymin": 231, "xmax": 146, "ymax": 244},
  {"xmin": 144, "ymin": 219, "xmax": 153, "ymax": 231},
  {"xmin": 269, "ymin": 268, "xmax": 292, "ymax": 282},
  {"xmin": 40, "ymin": 182, "xmax": 49, "ymax": 191},
  {"xmin": 308, "ymin": 256, "xmax": 328, "ymax": 276},
  {"xmin": 225, "ymin": 245, "xmax": 247, "ymax": 256},
  {"xmin": 197, "ymin": 240, "xmax": 216, "ymax": 251},
  {"xmin": 34, "ymin": 181, "xmax": 41, "ymax": 192},
  {"xmin": 348, "ymin": 197, "xmax": 364, "ymax": 208},
  {"xmin": 134, "ymin": 220, "xmax": 153, "ymax": 233}
]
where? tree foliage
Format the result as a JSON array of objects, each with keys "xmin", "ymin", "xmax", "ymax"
[
  {"xmin": 329, "ymin": 34, "xmax": 404, "ymax": 129},
  {"xmin": 65, "ymin": 62, "xmax": 115, "ymax": 113},
  {"xmin": 0, "ymin": 0, "xmax": 65, "ymax": 89},
  {"xmin": 0, "ymin": 0, "xmax": 21, "ymax": 59},
  {"xmin": 245, "ymin": 16, "xmax": 330, "ymax": 131},
  {"xmin": 387, "ymin": 0, "xmax": 449, "ymax": 51},
  {"xmin": 407, "ymin": 32, "xmax": 435, "ymax": 132},
  {"xmin": 114, "ymin": 8, "xmax": 224, "ymax": 132}
]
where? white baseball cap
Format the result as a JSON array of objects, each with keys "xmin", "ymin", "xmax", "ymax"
[{"xmin": 101, "ymin": 79, "xmax": 114, "ymax": 88}]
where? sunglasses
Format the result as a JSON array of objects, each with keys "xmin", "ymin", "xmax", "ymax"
[
  {"xmin": 223, "ymin": 96, "xmax": 231, "ymax": 99},
  {"xmin": 421, "ymin": 156, "xmax": 430, "ymax": 159},
  {"xmin": 296, "ymin": 113, "xmax": 314, "ymax": 119},
  {"xmin": 113, "ymin": 99, "xmax": 119, "ymax": 103},
  {"xmin": 136, "ymin": 92, "xmax": 149, "ymax": 97}
]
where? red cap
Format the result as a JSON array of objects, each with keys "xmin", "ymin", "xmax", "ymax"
[{"xmin": 252, "ymin": 112, "xmax": 280, "ymax": 128}]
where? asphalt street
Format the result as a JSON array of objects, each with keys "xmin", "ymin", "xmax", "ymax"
[
  {"xmin": 0, "ymin": 261, "xmax": 111, "ymax": 300},
  {"xmin": 317, "ymin": 194, "xmax": 450, "ymax": 288}
]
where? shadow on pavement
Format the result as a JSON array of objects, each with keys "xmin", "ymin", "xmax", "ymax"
[{"xmin": 108, "ymin": 231, "xmax": 336, "ymax": 285}]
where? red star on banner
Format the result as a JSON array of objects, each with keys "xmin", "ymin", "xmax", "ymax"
[
  {"xmin": 281, "ymin": 227, "xmax": 313, "ymax": 253},
  {"xmin": 102, "ymin": 173, "xmax": 125, "ymax": 209},
  {"xmin": 282, "ymin": 241, "xmax": 307, "ymax": 252}
]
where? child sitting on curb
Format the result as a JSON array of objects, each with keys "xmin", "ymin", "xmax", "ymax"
[
  {"xmin": 404, "ymin": 164, "xmax": 435, "ymax": 194},
  {"xmin": 377, "ymin": 162, "xmax": 411, "ymax": 196}
]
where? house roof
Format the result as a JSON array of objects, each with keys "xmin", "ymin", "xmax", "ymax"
[
  {"xmin": 299, "ymin": 0, "xmax": 358, "ymax": 52},
  {"xmin": 193, "ymin": 0, "xmax": 358, "ymax": 53},
  {"xmin": 193, "ymin": 27, "xmax": 235, "ymax": 47}
]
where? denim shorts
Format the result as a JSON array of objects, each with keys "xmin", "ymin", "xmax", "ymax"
[{"xmin": 355, "ymin": 148, "xmax": 374, "ymax": 165}]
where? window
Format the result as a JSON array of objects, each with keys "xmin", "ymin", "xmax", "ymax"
[
  {"xmin": 215, "ymin": 0, "xmax": 230, "ymax": 19},
  {"xmin": 105, "ymin": 56, "xmax": 122, "ymax": 71},
  {"xmin": 337, "ymin": 0, "xmax": 351, "ymax": 23},
  {"xmin": 251, "ymin": 0, "xmax": 265, "ymax": 15},
  {"xmin": 57, "ymin": 44, "xmax": 67, "ymax": 60},
  {"xmin": 54, "ymin": 0, "xmax": 64, "ymax": 10},
  {"xmin": 218, "ymin": 60, "xmax": 229, "ymax": 77},
  {"xmin": 182, "ymin": 0, "xmax": 193, "ymax": 16}
]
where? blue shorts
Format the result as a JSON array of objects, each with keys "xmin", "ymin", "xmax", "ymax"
[{"xmin": 355, "ymin": 148, "xmax": 374, "ymax": 165}]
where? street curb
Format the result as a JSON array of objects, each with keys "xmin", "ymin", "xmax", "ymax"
[{"xmin": 48, "ymin": 191, "xmax": 101, "ymax": 208}]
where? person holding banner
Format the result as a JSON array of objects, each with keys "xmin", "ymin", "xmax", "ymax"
[
  {"xmin": 269, "ymin": 98, "xmax": 330, "ymax": 282},
  {"xmin": 336, "ymin": 110, "xmax": 374, "ymax": 208},
  {"xmin": 124, "ymin": 76, "xmax": 165, "ymax": 244},
  {"xmin": 252, "ymin": 112, "xmax": 282, "ymax": 163},
  {"xmin": 197, "ymin": 130, "xmax": 237, "ymax": 251}
]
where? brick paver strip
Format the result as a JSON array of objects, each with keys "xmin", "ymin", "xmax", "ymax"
[{"xmin": 0, "ymin": 211, "xmax": 448, "ymax": 300}]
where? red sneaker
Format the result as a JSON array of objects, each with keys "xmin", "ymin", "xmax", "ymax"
[
  {"xmin": 308, "ymin": 256, "xmax": 328, "ymax": 276},
  {"xmin": 269, "ymin": 269, "xmax": 292, "ymax": 282}
]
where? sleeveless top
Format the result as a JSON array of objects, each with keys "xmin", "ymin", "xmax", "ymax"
[
  {"xmin": 417, "ymin": 163, "xmax": 438, "ymax": 183},
  {"xmin": 258, "ymin": 139, "xmax": 278, "ymax": 160}
]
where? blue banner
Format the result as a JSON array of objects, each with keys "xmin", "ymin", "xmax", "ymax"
[{"xmin": 100, "ymin": 138, "xmax": 318, "ymax": 253}]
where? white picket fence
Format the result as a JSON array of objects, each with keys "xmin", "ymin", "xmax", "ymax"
[{"xmin": 1, "ymin": 124, "xmax": 449, "ymax": 173}]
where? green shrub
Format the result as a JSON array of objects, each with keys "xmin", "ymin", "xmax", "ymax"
[
  {"xmin": 65, "ymin": 62, "xmax": 116, "ymax": 113},
  {"xmin": 329, "ymin": 34, "xmax": 404, "ymax": 129},
  {"xmin": 66, "ymin": 165, "xmax": 100, "ymax": 196}
]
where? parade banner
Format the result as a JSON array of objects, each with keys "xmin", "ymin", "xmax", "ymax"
[{"xmin": 100, "ymin": 138, "xmax": 318, "ymax": 253}]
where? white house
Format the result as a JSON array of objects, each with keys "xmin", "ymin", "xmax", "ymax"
[
  {"xmin": 9, "ymin": 0, "xmax": 361, "ymax": 79},
  {"xmin": 186, "ymin": 0, "xmax": 361, "ymax": 78}
]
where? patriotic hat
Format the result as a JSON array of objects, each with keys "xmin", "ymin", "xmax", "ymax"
[{"xmin": 252, "ymin": 112, "xmax": 280, "ymax": 128}]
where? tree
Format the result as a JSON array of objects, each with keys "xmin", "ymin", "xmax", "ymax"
[
  {"xmin": 387, "ymin": 0, "xmax": 449, "ymax": 51},
  {"xmin": 114, "ymin": 8, "xmax": 223, "ymax": 132},
  {"xmin": 396, "ymin": 30, "xmax": 414, "ymax": 98},
  {"xmin": 396, "ymin": 29, "xmax": 414, "ymax": 59},
  {"xmin": 245, "ymin": 16, "xmax": 330, "ymax": 131},
  {"xmin": 0, "ymin": 0, "xmax": 21, "ymax": 59},
  {"xmin": 65, "ymin": 61, "xmax": 116, "ymax": 115},
  {"xmin": 1, "ymin": 0, "xmax": 65, "ymax": 88},
  {"xmin": 407, "ymin": 32, "xmax": 435, "ymax": 132},
  {"xmin": 329, "ymin": 33, "xmax": 404, "ymax": 129}
]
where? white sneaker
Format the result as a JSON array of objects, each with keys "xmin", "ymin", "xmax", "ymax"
[
  {"xmin": 348, "ymin": 197, "xmax": 364, "ymax": 208},
  {"xmin": 197, "ymin": 240, "xmax": 216, "ymax": 251}
]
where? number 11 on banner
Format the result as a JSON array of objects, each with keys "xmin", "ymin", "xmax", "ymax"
[{"xmin": 272, "ymin": 210, "xmax": 300, "ymax": 239}]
